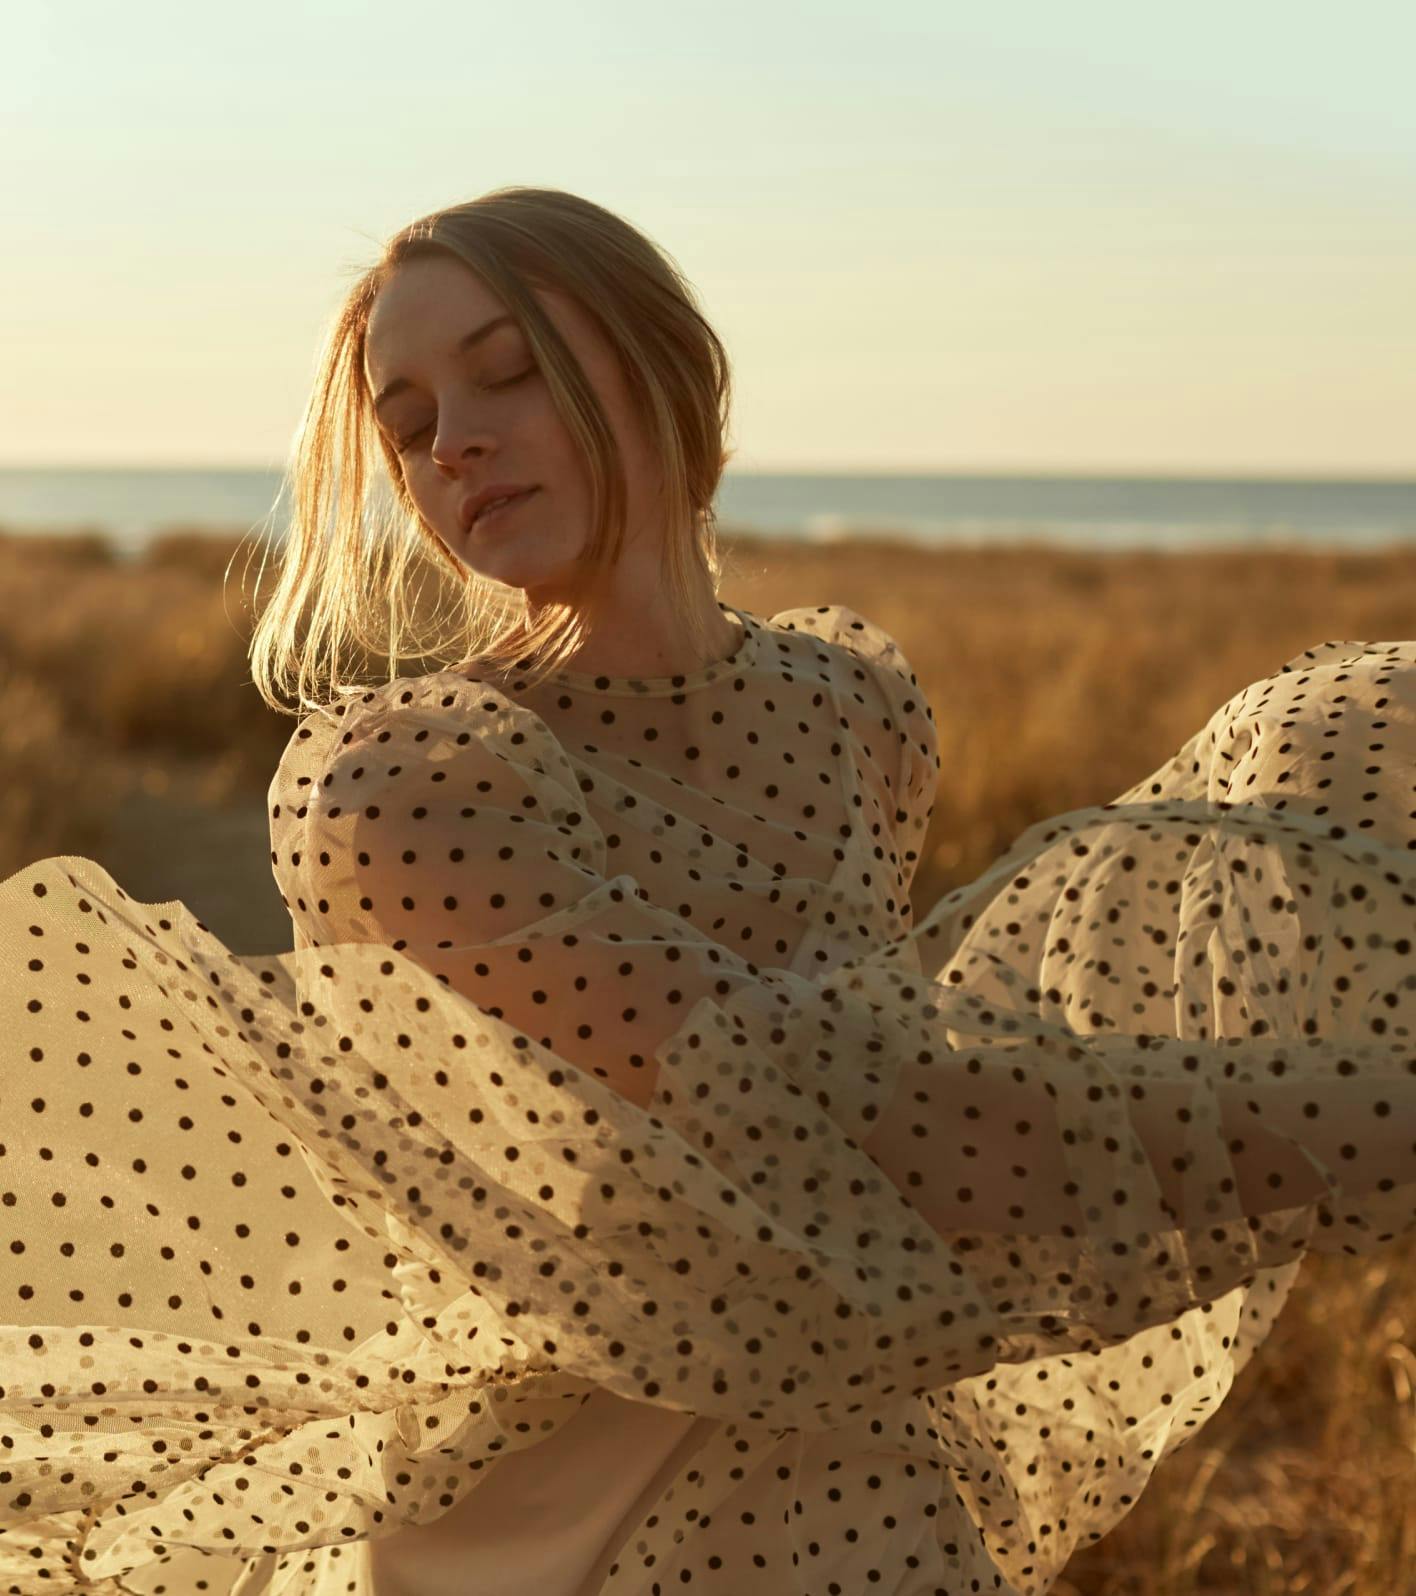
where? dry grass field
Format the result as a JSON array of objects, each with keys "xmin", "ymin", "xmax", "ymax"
[{"xmin": 3, "ymin": 521, "xmax": 1415, "ymax": 1592}]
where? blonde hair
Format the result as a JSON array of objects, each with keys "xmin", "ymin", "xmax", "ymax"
[{"xmin": 246, "ymin": 186, "xmax": 736, "ymax": 713}]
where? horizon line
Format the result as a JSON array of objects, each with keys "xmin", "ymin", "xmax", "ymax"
[{"xmin": 2, "ymin": 462, "xmax": 1415, "ymax": 483}]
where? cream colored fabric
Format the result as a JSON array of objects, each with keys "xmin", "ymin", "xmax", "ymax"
[{"xmin": 1, "ymin": 601, "xmax": 1414, "ymax": 1596}]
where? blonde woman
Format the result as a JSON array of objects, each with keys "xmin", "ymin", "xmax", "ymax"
[{"xmin": 1, "ymin": 186, "xmax": 1415, "ymax": 1596}]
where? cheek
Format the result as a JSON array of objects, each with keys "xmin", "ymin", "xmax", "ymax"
[
  {"xmin": 399, "ymin": 473, "xmax": 448, "ymax": 541},
  {"xmin": 527, "ymin": 390, "xmax": 586, "ymax": 466},
  {"xmin": 399, "ymin": 476, "xmax": 430, "ymax": 524},
  {"xmin": 401, "ymin": 463, "xmax": 440, "ymax": 509}
]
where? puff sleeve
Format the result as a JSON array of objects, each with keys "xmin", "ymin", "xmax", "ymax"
[
  {"xmin": 840, "ymin": 608, "xmax": 941, "ymax": 857},
  {"xmin": 278, "ymin": 677, "xmax": 818, "ymax": 1111},
  {"xmin": 767, "ymin": 604, "xmax": 942, "ymax": 897}
]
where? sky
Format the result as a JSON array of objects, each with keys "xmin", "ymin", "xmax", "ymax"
[{"xmin": 3, "ymin": 0, "xmax": 1414, "ymax": 476}]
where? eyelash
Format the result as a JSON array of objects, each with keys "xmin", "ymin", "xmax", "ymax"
[{"xmin": 393, "ymin": 369, "xmax": 532, "ymax": 453}]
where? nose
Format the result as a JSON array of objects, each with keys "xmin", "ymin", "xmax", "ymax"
[{"xmin": 430, "ymin": 407, "xmax": 497, "ymax": 472}]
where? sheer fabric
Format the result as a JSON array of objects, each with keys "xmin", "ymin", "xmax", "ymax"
[{"xmin": 1, "ymin": 601, "xmax": 1413, "ymax": 1596}]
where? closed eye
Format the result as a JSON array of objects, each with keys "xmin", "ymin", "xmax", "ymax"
[{"xmin": 390, "ymin": 369, "xmax": 534, "ymax": 454}]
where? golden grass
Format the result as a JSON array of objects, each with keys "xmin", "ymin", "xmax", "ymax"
[{"xmin": 3, "ymin": 522, "xmax": 1415, "ymax": 1590}]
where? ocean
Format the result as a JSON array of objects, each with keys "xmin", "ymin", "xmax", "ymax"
[{"xmin": 2, "ymin": 466, "xmax": 1414, "ymax": 561}]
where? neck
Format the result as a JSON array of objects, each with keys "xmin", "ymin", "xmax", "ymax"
[{"xmin": 525, "ymin": 567, "xmax": 739, "ymax": 680}]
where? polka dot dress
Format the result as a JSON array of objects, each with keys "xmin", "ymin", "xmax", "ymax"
[{"xmin": 2, "ymin": 601, "xmax": 1415, "ymax": 1596}]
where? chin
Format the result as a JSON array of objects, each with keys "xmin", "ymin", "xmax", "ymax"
[{"xmin": 458, "ymin": 548, "xmax": 553, "ymax": 598}]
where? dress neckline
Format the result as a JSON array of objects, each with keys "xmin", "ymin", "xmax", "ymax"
[{"xmin": 536, "ymin": 602, "xmax": 759, "ymax": 698}]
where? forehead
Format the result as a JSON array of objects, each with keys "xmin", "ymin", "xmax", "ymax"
[{"xmin": 364, "ymin": 258, "xmax": 510, "ymax": 371}]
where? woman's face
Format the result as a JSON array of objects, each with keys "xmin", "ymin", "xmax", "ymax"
[{"xmin": 362, "ymin": 254, "xmax": 653, "ymax": 601}]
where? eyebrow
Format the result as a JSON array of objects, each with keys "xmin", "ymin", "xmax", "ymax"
[{"xmin": 371, "ymin": 314, "xmax": 517, "ymax": 414}]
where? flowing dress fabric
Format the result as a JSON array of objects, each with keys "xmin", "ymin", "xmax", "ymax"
[{"xmin": 1, "ymin": 601, "xmax": 1414, "ymax": 1596}]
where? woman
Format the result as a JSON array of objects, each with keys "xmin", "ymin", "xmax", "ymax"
[{"xmin": 1, "ymin": 186, "xmax": 1413, "ymax": 1596}]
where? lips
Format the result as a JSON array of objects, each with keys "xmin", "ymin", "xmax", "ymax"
[
  {"xmin": 481, "ymin": 487, "xmax": 535, "ymax": 520},
  {"xmin": 460, "ymin": 485, "xmax": 540, "ymax": 535}
]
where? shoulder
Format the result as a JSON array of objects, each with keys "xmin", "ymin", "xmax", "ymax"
[
  {"xmin": 266, "ymin": 686, "xmax": 376, "ymax": 816},
  {"xmin": 764, "ymin": 603, "xmax": 931, "ymax": 722},
  {"xmin": 764, "ymin": 603, "xmax": 939, "ymax": 805},
  {"xmin": 764, "ymin": 603, "xmax": 921, "ymax": 688},
  {"xmin": 266, "ymin": 670, "xmax": 568, "ymax": 814},
  {"xmin": 263, "ymin": 670, "xmax": 533, "ymax": 798}
]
